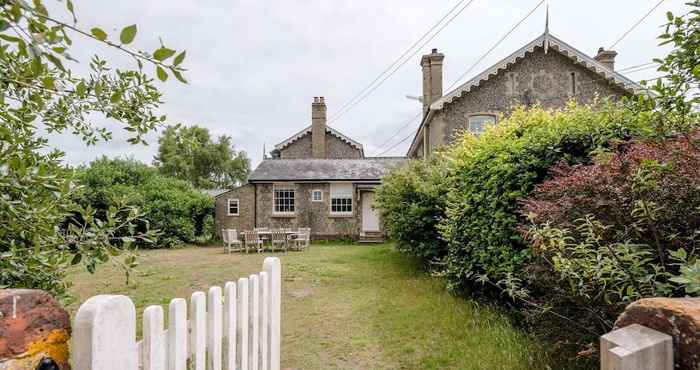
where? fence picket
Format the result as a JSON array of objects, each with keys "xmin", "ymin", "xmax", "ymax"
[
  {"xmin": 249, "ymin": 275, "xmax": 260, "ymax": 370},
  {"xmin": 263, "ymin": 258, "xmax": 281, "ymax": 370},
  {"xmin": 71, "ymin": 258, "xmax": 281, "ymax": 370},
  {"xmin": 238, "ymin": 278, "xmax": 250, "ymax": 370},
  {"xmin": 259, "ymin": 271, "xmax": 269, "ymax": 370},
  {"xmin": 73, "ymin": 295, "xmax": 138, "ymax": 370},
  {"xmin": 168, "ymin": 298, "xmax": 188, "ymax": 370},
  {"xmin": 208, "ymin": 286, "xmax": 223, "ymax": 370},
  {"xmin": 224, "ymin": 282, "xmax": 237, "ymax": 370},
  {"xmin": 190, "ymin": 292, "xmax": 207, "ymax": 370},
  {"xmin": 143, "ymin": 305, "xmax": 166, "ymax": 370}
]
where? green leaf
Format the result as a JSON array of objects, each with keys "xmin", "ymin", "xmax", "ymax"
[
  {"xmin": 71, "ymin": 253, "xmax": 82, "ymax": 265},
  {"xmin": 156, "ymin": 66, "xmax": 168, "ymax": 81},
  {"xmin": 66, "ymin": 0, "xmax": 77, "ymax": 22},
  {"xmin": 45, "ymin": 54, "xmax": 65, "ymax": 72},
  {"xmin": 153, "ymin": 47, "xmax": 176, "ymax": 61},
  {"xmin": 110, "ymin": 90, "xmax": 123, "ymax": 103},
  {"xmin": 173, "ymin": 50, "xmax": 186, "ymax": 66},
  {"xmin": 172, "ymin": 69, "xmax": 187, "ymax": 84},
  {"xmin": 75, "ymin": 81, "xmax": 86, "ymax": 96},
  {"xmin": 90, "ymin": 27, "xmax": 107, "ymax": 41},
  {"xmin": 0, "ymin": 34, "xmax": 21, "ymax": 43},
  {"xmin": 120, "ymin": 24, "xmax": 137, "ymax": 45},
  {"xmin": 42, "ymin": 77, "xmax": 55, "ymax": 90}
]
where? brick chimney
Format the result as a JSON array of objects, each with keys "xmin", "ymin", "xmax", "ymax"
[
  {"xmin": 421, "ymin": 48, "xmax": 445, "ymax": 114},
  {"xmin": 594, "ymin": 47, "xmax": 618, "ymax": 71},
  {"xmin": 311, "ymin": 96, "xmax": 326, "ymax": 159}
]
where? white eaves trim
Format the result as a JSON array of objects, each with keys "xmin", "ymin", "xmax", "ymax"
[{"xmin": 430, "ymin": 32, "xmax": 650, "ymax": 111}]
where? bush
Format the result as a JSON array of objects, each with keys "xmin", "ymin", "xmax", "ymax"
[
  {"xmin": 375, "ymin": 158, "xmax": 450, "ymax": 264},
  {"xmin": 78, "ymin": 157, "xmax": 214, "ymax": 247},
  {"xmin": 510, "ymin": 134, "xmax": 700, "ymax": 359},
  {"xmin": 441, "ymin": 102, "xmax": 653, "ymax": 293},
  {"xmin": 521, "ymin": 134, "xmax": 700, "ymax": 255}
]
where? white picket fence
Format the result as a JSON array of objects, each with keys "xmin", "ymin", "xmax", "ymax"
[{"xmin": 71, "ymin": 257, "xmax": 282, "ymax": 370}]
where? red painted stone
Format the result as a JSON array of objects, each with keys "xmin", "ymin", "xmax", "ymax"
[{"xmin": 0, "ymin": 289, "xmax": 70, "ymax": 367}]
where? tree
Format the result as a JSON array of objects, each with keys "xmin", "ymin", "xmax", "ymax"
[
  {"xmin": 0, "ymin": 0, "xmax": 187, "ymax": 298},
  {"xmin": 154, "ymin": 124, "xmax": 250, "ymax": 189},
  {"xmin": 634, "ymin": 1, "xmax": 700, "ymax": 137},
  {"xmin": 78, "ymin": 157, "xmax": 214, "ymax": 248}
]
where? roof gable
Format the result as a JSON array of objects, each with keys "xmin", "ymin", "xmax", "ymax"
[
  {"xmin": 274, "ymin": 125, "xmax": 363, "ymax": 152},
  {"xmin": 431, "ymin": 32, "xmax": 648, "ymax": 111}
]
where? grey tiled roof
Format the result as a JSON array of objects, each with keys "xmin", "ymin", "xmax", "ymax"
[
  {"xmin": 202, "ymin": 189, "xmax": 229, "ymax": 197},
  {"xmin": 248, "ymin": 158, "xmax": 407, "ymax": 182}
]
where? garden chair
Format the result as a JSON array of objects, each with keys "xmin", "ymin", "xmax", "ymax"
[
  {"xmin": 243, "ymin": 230, "xmax": 263, "ymax": 254},
  {"xmin": 222, "ymin": 229, "xmax": 242, "ymax": 254},
  {"xmin": 255, "ymin": 226, "xmax": 271, "ymax": 244},
  {"xmin": 271, "ymin": 229, "xmax": 288, "ymax": 252},
  {"xmin": 293, "ymin": 227, "xmax": 311, "ymax": 251}
]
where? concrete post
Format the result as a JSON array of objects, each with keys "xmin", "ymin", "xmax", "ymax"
[{"xmin": 600, "ymin": 324, "xmax": 673, "ymax": 370}]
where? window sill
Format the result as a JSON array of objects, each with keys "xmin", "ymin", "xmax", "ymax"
[
  {"xmin": 272, "ymin": 213, "xmax": 296, "ymax": 218},
  {"xmin": 227, "ymin": 214, "xmax": 240, "ymax": 217},
  {"xmin": 329, "ymin": 213, "xmax": 354, "ymax": 218}
]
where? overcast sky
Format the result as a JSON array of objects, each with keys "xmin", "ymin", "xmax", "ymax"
[{"xmin": 47, "ymin": 0, "xmax": 688, "ymax": 167}]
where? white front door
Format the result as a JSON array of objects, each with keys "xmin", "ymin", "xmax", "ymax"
[{"xmin": 361, "ymin": 192, "xmax": 380, "ymax": 232}]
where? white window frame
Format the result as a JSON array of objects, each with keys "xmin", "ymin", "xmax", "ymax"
[
  {"xmin": 467, "ymin": 114, "xmax": 497, "ymax": 136},
  {"xmin": 227, "ymin": 198, "xmax": 239, "ymax": 216},
  {"xmin": 311, "ymin": 189, "xmax": 323, "ymax": 202},
  {"xmin": 272, "ymin": 183, "xmax": 296, "ymax": 215},
  {"xmin": 330, "ymin": 183, "xmax": 353, "ymax": 216}
]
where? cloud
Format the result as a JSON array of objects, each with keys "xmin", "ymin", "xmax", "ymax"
[{"xmin": 47, "ymin": 0, "xmax": 687, "ymax": 166}]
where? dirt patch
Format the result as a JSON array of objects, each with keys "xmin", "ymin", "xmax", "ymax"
[{"xmin": 290, "ymin": 287, "xmax": 314, "ymax": 299}]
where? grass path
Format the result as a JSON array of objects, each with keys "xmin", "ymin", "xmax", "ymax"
[{"xmin": 68, "ymin": 244, "xmax": 553, "ymax": 370}]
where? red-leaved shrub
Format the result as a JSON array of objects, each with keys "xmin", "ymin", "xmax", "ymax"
[{"xmin": 520, "ymin": 133, "xmax": 700, "ymax": 257}]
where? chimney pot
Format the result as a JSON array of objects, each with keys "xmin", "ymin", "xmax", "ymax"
[
  {"xmin": 594, "ymin": 47, "xmax": 618, "ymax": 71},
  {"xmin": 432, "ymin": 48, "xmax": 438, "ymax": 53}
]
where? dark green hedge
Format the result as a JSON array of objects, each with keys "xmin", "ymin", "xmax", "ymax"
[
  {"xmin": 78, "ymin": 157, "xmax": 213, "ymax": 247},
  {"xmin": 375, "ymin": 158, "xmax": 450, "ymax": 264},
  {"xmin": 441, "ymin": 103, "xmax": 653, "ymax": 293}
]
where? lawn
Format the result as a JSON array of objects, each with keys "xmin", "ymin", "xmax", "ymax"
[{"xmin": 67, "ymin": 243, "xmax": 554, "ymax": 370}]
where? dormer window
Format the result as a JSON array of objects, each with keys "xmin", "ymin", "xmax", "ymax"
[{"xmin": 467, "ymin": 114, "xmax": 496, "ymax": 136}]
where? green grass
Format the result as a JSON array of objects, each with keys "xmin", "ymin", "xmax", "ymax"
[{"xmin": 68, "ymin": 243, "xmax": 554, "ymax": 370}]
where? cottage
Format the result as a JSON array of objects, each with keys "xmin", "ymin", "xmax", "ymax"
[
  {"xmin": 408, "ymin": 28, "xmax": 648, "ymax": 158},
  {"xmin": 215, "ymin": 97, "xmax": 405, "ymax": 241}
]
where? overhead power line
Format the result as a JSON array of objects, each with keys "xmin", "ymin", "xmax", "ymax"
[
  {"xmin": 621, "ymin": 64, "xmax": 660, "ymax": 74},
  {"xmin": 375, "ymin": 129, "xmax": 418, "ymax": 157},
  {"xmin": 327, "ymin": 0, "xmax": 467, "ymax": 122},
  {"xmin": 328, "ymin": 0, "xmax": 480, "ymax": 126},
  {"xmin": 373, "ymin": 112, "xmax": 422, "ymax": 152},
  {"xmin": 609, "ymin": 0, "xmax": 666, "ymax": 49},
  {"xmin": 446, "ymin": 0, "xmax": 546, "ymax": 92},
  {"xmin": 617, "ymin": 62, "xmax": 657, "ymax": 72},
  {"xmin": 371, "ymin": 0, "xmax": 545, "ymax": 156}
]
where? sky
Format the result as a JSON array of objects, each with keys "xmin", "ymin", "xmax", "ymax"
[{"xmin": 46, "ymin": 0, "xmax": 689, "ymax": 168}]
